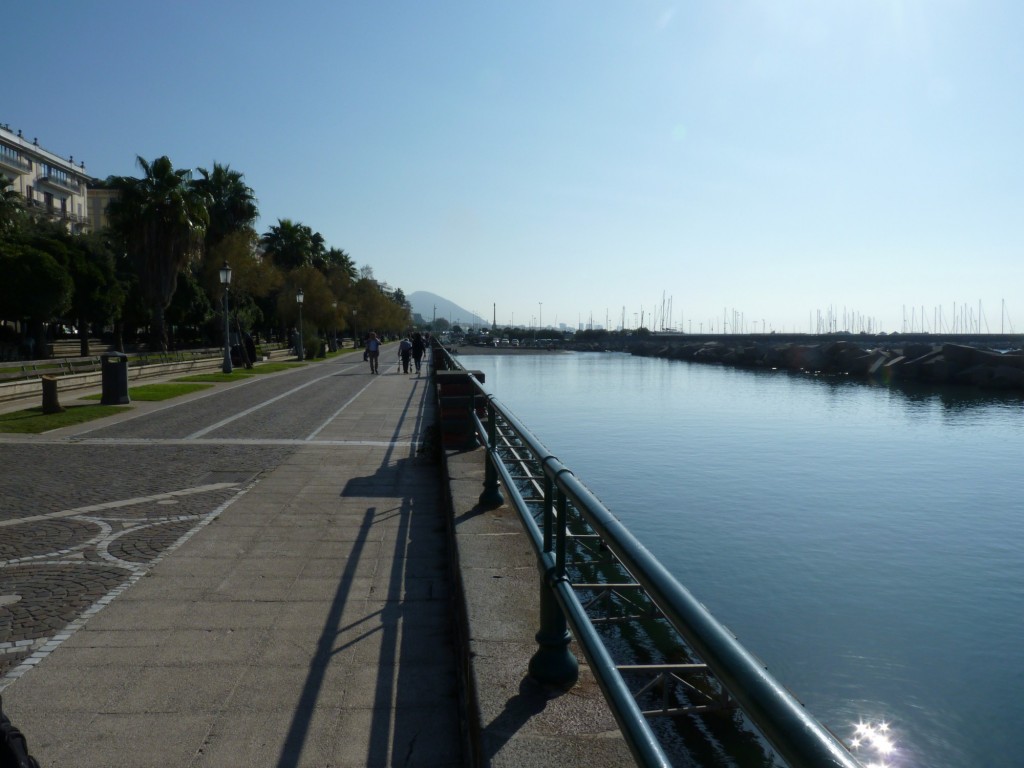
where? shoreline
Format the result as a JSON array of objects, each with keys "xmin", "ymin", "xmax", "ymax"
[{"xmin": 453, "ymin": 336, "xmax": 1024, "ymax": 393}]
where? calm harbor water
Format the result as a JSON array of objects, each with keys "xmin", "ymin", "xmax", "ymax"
[{"xmin": 460, "ymin": 350, "xmax": 1024, "ymax": 768}]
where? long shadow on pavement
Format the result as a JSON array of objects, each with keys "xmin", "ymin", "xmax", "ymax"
[{"xmin": 275, "ymin": 376, "xmax": 461, "ymax": 767}]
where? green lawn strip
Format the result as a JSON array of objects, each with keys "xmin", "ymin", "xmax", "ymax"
[
  {"xmin": 0, "ymin": 405, "xmax": 132, "ymax": 434},
  {"xmin": 177, "ymin": 362, "xmax": 310, "ymax": 381},
  {"xmin": 245, "ymin": 362, "xmax": 309, "ymax": 373},
  {"xmin": 176, "ymin": 371, "xmax": 258, "ymax": 382},
  {"xmin": 81, "ymin": 382, "xmax": 212, "ymax": 401}
]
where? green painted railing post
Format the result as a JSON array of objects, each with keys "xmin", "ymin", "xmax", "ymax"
[
  {"xmin": 529, "ymin": 484, "xmax": 579, "ymax": 688},
  {"xmin": 479, "ymin": 396, "xmax": 504, "ymax": 509}
]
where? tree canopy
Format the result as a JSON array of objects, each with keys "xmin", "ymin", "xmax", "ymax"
[
  {"xmin": 193, "ymin": 162, "xmax": 258, "ymax": 248},
  {"xmin": 106, "ymin": 155, "xmax": 209, "ymax": 351},
  {"xmin": 260, "ymin": 219, "xmax": 325, "ymax": 271},
  {"xmin": 1, "ymin": 154, "xmax": 412, "ymax": 359}
]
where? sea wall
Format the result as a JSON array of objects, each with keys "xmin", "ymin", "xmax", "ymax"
[{"xmin": 628, "ymin": 339, "xmax": 1024, "ymax": 391}]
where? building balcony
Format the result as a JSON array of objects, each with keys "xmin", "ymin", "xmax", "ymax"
[
  {"xmin": 37, "ymin": 174, "xmax": 83, "ymax": 195},
  {"xmin": 26, "ymin": 199, "xmax": 89, "ymax": 229},
  {"xmin": 0, "ymin": 149, "xmax": 32, "ymax": 175}
]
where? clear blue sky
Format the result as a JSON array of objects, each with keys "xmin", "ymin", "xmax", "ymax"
[{"xmin": 7, "ymin": 1, "xmax": 1023, "ymax": 333}]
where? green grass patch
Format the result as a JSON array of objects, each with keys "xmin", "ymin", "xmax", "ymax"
[
  {"xmin": 246, "ymin": 362, "xmax": 309, "ymax": 373},
  {"xmin": 81, "ymin": 382, "xmax": 212, "ymax": 401},
  {"xmin": 176, "ymin": 371, "xmax": 257, "ymax": 382},
  {"xmin": 176, "ymin": 362, "xmax": 307, "ymax": 382},
  {"xmin": 0, "ymin": 405, "xmax": 132, "ymax": 434}
]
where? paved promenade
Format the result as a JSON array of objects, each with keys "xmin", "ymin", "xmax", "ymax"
[
  {"xmin": 0, "ymin": 346, "xmax": 632, "ymax": 767},
  {"xmin": 0, "ymin": 349, "xmax": 463, "ymax": 766}
]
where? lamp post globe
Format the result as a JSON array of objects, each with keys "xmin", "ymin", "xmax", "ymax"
[
  {"xmin": 220, "ymin": 263, "xmax": 233, "ymax": 374},
  {"xmin": 296, "ymin": 289, "xmax": 305, "ymax": 361}
]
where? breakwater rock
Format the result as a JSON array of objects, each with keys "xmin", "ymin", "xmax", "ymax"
[{"xmin": 629, "ymin": 339, "xmax": 1024, "ymax": 391}]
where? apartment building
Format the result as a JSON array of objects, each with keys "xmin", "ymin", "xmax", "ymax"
[
  {"xmin": 0, "ymin": 122, "xmax": 93, "ymax": 232},
  {"xmin": 86, "ymin": 182, "xmax": 118, "ymax": 232}
]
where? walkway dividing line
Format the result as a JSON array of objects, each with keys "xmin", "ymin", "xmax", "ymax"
[
  {"xmin": 185, "ymin": 368, "xmax": 347, "ymax": 439},
  {"xmin": 304, "ymin": 377, "xmax": 377, "ymax": 441},
  {"xmin": 0, "ymin": 482, "xmax": 239, "ymax": 528}
]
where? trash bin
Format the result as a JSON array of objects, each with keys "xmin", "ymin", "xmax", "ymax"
[{"xmin": 100, "ymin": 352, "xmax": 130, "ymax": 405}]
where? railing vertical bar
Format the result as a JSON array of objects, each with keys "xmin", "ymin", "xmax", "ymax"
[
  {"xmin": 555, "ymin": 486, "xmax": 567, "ymax": 577},
  {"xmin": 478, "ymin": 394, "xmax": 504, "ymax": 509},
  {"xmin": 542, "ymin": 471, "xmax": 553, "ymax": 553}
]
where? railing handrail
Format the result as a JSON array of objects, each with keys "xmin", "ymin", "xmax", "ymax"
[{"xmin": 436, "ymin": 343, "xmax": 862, "ymax": 768}]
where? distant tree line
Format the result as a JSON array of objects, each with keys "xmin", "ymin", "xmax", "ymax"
[{"xmin": 0, "ymin": 155, "xmax": 413, "ymax": 359}]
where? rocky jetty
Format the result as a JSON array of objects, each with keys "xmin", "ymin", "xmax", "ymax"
[{"xmin": 629, "ymin": 339, "xmax": 1024, "ymax": 391}]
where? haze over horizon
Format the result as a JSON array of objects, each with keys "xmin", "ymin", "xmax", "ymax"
[{"xmin": 5, "ymin": 2, "xmax": 1022, "ymax": 334}]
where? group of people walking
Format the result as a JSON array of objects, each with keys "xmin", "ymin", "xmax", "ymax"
[{"xmin": 363, "ymin": 331, "xmax": 426, "ymax": 375}]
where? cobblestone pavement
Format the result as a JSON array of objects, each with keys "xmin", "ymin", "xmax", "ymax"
[
  {"xmin": 0, "ymin": 443, "xmax": 293, "ymax": 684},
  {"xmin": 0, "ymin": 355, "xmax": 389, "ymax": 690}
]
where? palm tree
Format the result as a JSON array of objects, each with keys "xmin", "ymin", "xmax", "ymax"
[
  {"xmin": 260, "ymin": 219, "xmax": 325, "ymax": 271},
  {"xmin": 193, "ymin": 163, "xmax": 257, "ymax": 247},
  {"xmin": 106, "ymin": 155, "xmax": 208, "ymax": 351},
  {"xmin": 324, "ymin": 247, "xmax": 358, "ymax": 283}
]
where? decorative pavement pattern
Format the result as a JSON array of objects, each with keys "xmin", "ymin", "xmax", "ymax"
[{"xmin": 0, "ymin": 442, "xmax": 293, "ymax": 690}]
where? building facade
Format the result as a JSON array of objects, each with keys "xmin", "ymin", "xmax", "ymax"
[
  {"xmin": 0, "ymin": 122, "xmax": 93, "ymax": 233},
  {"xmin": 86, "ymin": 183, "xmax": 118, "ymax": 232}
]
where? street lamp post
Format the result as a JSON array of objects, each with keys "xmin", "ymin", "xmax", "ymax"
[
  {"xmin": 220, "ymin": 263, "xmax": 233, "ymax": 374},
  {"xmin": 296, "ymin": 289, "xmax": 305, "ymax": 361},
  {"xmin": 332, "ymin": 301, "xmax": 338, "ymax": 352}
]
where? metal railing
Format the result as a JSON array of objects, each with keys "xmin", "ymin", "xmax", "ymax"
[
  {"xmin": 434, "ymin": 343, "xmax": 863, "ymax": 768},
  {"xmin": 24, "ymin": 199, "xmax": 85, "ymax": 222},
  {"xmin": 38, "ymin": 171, "xmax": 83, "ymax": 193},
  {"xmin": 0, "ymin": 147, "xmax": 32, "ymax": 172}
]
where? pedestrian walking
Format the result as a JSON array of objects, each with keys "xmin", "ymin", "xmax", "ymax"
[
  {"xmin": 411, "ymin": 332, "xmax": 426, "ymax": 374},
  {"xmin": 398, "ymin": 336, "xmax": 413, "ymax": 373},
  {"xmin": 366, "ymin": 331, "xmax": 381, "ymax": 374}
]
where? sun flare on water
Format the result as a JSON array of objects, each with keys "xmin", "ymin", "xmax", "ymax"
[{"xmin": 849, "ymin": 719, "xmax": 898, "ymax": 768}]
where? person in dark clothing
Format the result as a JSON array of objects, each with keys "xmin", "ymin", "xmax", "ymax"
[
  {"xmin": 0, "ymin": 696, "xmax": 40, "ymax": 768},
  {"xmin": 242, "ymin": 331, "xmax": 257, "ymax": 368},
  {"xmin": 411, "ymin": 332, "xmax": 426, "ymax": 374},
  {"xmin": 365, "ymin": 331, "xmax": 381, "ymax": 374}
]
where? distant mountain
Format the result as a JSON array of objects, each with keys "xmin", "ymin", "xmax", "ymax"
[{"xmin": 407, "ymin": 291, "xmax": 488, "ymax": 328}]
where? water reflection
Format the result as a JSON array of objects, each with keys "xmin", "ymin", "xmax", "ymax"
[
  {"xmin": 890, "ymin": 381, "xmax": 1024, "ymax": 415},
  {"xmin": 792, "ymin": 368, "xmax": 1024, "ymax": 417}
]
